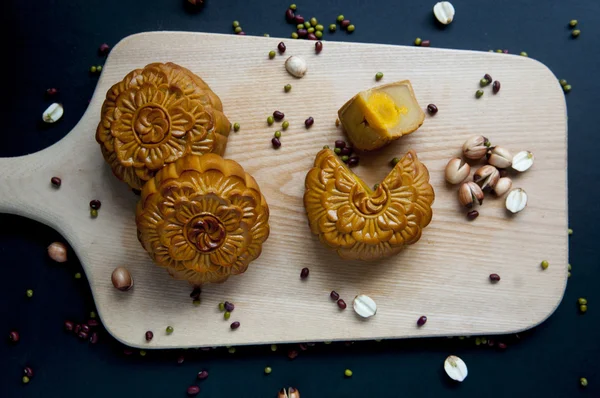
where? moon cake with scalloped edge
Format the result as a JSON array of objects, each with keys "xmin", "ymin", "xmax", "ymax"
[
  {"xmin": 304, "ymin": 148, "xmax": 434, "ymax": 261},
  {"xmin": 136, "ymin": 154, "xmax": 270, "ymax": 285},
  {"xmin": 96, "ymin": 62, "xmax": 231, "ymax": 190}
]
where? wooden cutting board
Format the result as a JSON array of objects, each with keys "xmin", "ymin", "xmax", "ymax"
[{"xmin": 0, "ymin": 32, "xmax": 568, "ymax": 349}]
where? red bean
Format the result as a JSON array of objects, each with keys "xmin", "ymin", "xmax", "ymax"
[
  {"xmin": 347, "ymin": 156, "xmax": 359, "ymax": 167},
  {"xmin": 64, "ymin": 320, "xmax": 74, "ymax": 331},
  {"xmin": 421, "ymin": 40, "xmax": 431, "ymax": 47},
  {"xmin": 335, "ymin": 140, "xmax": 346, "ymax": 149},
  {"xmin": 9, "ymin": 330, "xmax": 20, "ymax": 343},
  {"xmin": 341, "ymin": 20, "xmax": 350, "ymax": 29},
  {"xmin": 330, "ymin": 291, "xmax": 340, "ymax": 300},
  {"xmin": 285, "ymin": 9, "xmax": 295, "ymax": 22},
  {"xmin": 492, "ymin": 81, "xmax": 501, "ymax": 94},
  {"xmin": 145, "ymin": 331, "xmax": 154, "ymax": 341},
  {"xmin": 417, "ymin": 316, "xmax": 427, "ymax": 326},
  {"xmin": 271, "ymin": 137, "xmax": 281, "ymax": 149},
  {"xmin": 197, "ymin": 370, "xmax": 209, "ymax": 380},
  {"xmin": 467, "ymin": 210, "xmax": 479, "ymax": 220},
  {"xmin": 278, "ymin": 42, "xmax": 286, "ymax": 53},
  {"xmin": 300, "ymin": 267, "xmax": 309, "ymax": 279},
  {"xmin": 427, "ymin": 104, "xmax": 438, "ymax": 115},
  {"xmin": 187, "ymin": 386, "xmax": 200, "ymax": 396},
  {"xmin": 489, "ymin": 273, "xmax": 501, "ymax": 282},
  {"xmin": 307, "ymin": 33, "xmax": 317, "ymax": 40},
  {"xmin": 337, "ymin": 299, "xmax": 347, "ymax": 309},
  {"xmin": 24, "ymin": 367, "xmax": 34, "ymax": 378},
  {"xmin": 230, "ymin": 321, "xmax": 240, "ymax": 330},
  {"xmin": 315, "ymin": 41, "xmax": 323, "ymax": 53},
  {"xmin": 305, "ymin": 117, "xmax": 314, "ymax": 128}
]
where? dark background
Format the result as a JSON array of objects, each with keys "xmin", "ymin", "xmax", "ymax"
[{"xmin": 0, "ymin": 0, "xmax": 598, "ymax": 397}]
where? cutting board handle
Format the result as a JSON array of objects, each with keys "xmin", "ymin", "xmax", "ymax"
[{"xmin": 0, "ymin": 154, "xmax": 39, "ymax": 216}]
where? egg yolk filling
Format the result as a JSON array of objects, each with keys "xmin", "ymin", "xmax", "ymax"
[{"xmin": 361, "ymin": 91, "xmax": 408, "ymax": 130}]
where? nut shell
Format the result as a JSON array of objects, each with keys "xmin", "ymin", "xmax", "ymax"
[
  {"xmin": 304, "ymin": 149, "xmax": 434, "ymax": 261},
  {"xmin": 136, "ymin": 154, "xmax": 270, "ymax": 285},
  {"xmin": 96, "ymin": 62, "xmax": 231, "ymax": 190}
]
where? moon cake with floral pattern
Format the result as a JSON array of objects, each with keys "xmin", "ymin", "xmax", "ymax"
[
  {"xmin": 96, "ymin": 62, "xmax": 231, "ymax": 190},
  {"xmin": 136, "ymin": 154, "xmax": 270, "ymax": 285},
  {"xmin": 304, "ymin": 149, "xmax": 434, "ymax": 261}
]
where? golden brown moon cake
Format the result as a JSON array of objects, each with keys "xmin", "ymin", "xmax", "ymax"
[
  {"xmin": 96, "ymin": 62, "xmax": 231, "ymax": 190},
  {"xmin": 136, "ymin": 154, "xmax": 270, "ymax": 285},
  {"xmin": 304, "ymin": 148, "xmax": 434, "ymax": 261}
]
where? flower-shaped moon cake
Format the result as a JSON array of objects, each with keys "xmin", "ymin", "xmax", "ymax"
[
  {"xmin": 96, "ymin": 62, "xmax": 231, "ymax": 190},
  {"xmin": 304, "ymin": 149, "xmax": 434, "ymax": 261},
  {"xmin": 136, "ymin": 154, "xmax": 270, "ymax": 285}
]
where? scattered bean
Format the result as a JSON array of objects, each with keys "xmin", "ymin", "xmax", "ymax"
[
  {"xmin": 347, "ymin": 24, "xmax": 355, "ymax": 32},
  {"xmin": 166, "ymin": 326, "xmax": 174, "ymax": 335},
  {"xmin": 417, "ymin": 316, "xmax": 427, "ymax": 326},
  {"xmin": 330, "ymin": 291, "xmax": 340, "ymax": 300},
  {"xmin": 187, "ymin": 386, "xmax": 200, "ymax": 396},
  {"xmin": 272, "ymin": 137, "xmax": 281, "ymax": 149},
  {"xmin": 224, "ymin": 301, "xmax": 235, "ymax": 312},
  {"xmin": 51, "ymin": 176, "xmax": 62, "ymax": 188},
  {"xmin": 224, "ymin": 311, "xmax": 231, "ymax": 320},
  {"xmin": 285, "ymin": 9, "xmax": 295, "ymax": 22},
  {"xmin": 414, "ymin": 37, "xmax": 422, "ymax": 46},
  {"xmin": 492, "ymin": 81, "xmax": 501, "ymax": 94},
  {"xmin": 300, "ymin": 267, "xmax": 309, "ymax": 279},
  {"xmin": 197, "ymin": 370, "xmax": 209, "ymax": 380},
  {"xmin": 467, "ymin": 210, "xmax": 479, "ymax": 220},
  {"xmin": 274, "ymin": 131, "xmax": 281, "ymax": 139},
  {"xmin": 341, "ymin": 19, "xmax": 350, "ymax": 29},
  {"xmin": 278, "ymin": 42, "xmax": 286, "ymax": 53},
  {"xmin": 421, "ymin": 40, "xmax": 430, "ymax": 47},
  {"xmin": 337, "ymin": 299, "xmax": 347, "ymax": 309},
  {"xmin": 9, "ymin": 330, "xmax": 20, "ymax": 343},
  {"xmin": 282, "ymin": 121, "xmax": 289, "ymax": 130},
  {"xmin": 305, "ymin": 117, "xmax": 314, "ymax": 128},
  {"xmin": 572, "ymin": 29, "xmax": 580, "ymax": 38},
  {"xmin": 427, "ymin": 104, "xmax": 438, "ymax": 115},
  {"xmin": 230, "ymin": 321, "xmax": 240, "ymax": 330},
  {"xmin": 145, "ymin": 331, "xmax": 154, "ymax": 341},
  {"xmin": 344, "ymin": 369, "xmax": 353, "ymax": 377},
  {"xmin": 475, "ymin": 90, "xmax": 484, "ymax": 98},
  {"xmin": 315, "ymin": 41, "xmax": 323, "ymax": 53},
  {"xmin": 329, "ymin": 24, "xmax": 337, "ymax": 32},
  {"xmin": 307, "ymin": 32, "xmax": 317, "ymax": 40},
  {"xmin": 375, "ymin": 72, "xmax": 383, "ymax": 81},
  {"xmin": 541, "ymin": 260, "xmax": 549, "ymax": 270},
  {"xmin": 264, "ymin": 366, "xmax": 272, "ymax": 374},
  {"xmin": 273, "ymin": 110, "xmax": 285, "ymax": 121},
  {"xmin": 489, "ymin": 273, "xmax": 501, "ymax": 282}
]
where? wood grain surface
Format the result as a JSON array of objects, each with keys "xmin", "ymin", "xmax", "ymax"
[{"xmin": 0, "ymin": 32, "xmax": 568, "ymax": 348}]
